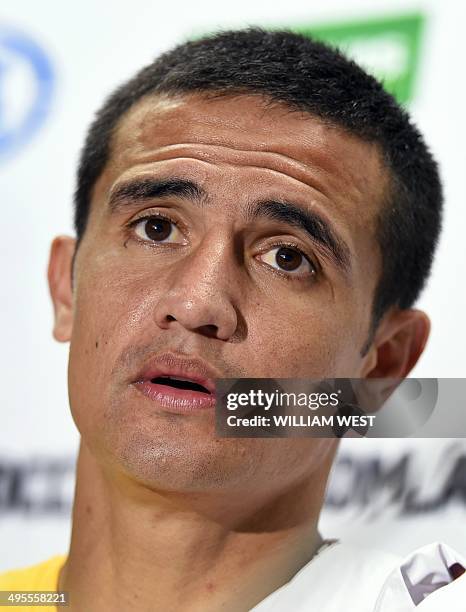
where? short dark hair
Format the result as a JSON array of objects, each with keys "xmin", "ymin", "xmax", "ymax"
[{"xmin": 74, "ymin": 27, "xmax": 442, "ymax": 332}]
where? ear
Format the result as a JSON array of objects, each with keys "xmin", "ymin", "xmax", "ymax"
[
  {"xmin": 364, "ymin": 308, "xmax": 430, "ymax": 379},
  {"xmin": 47, "ymin": 236, "xmax": 76, "ymax": 342}
]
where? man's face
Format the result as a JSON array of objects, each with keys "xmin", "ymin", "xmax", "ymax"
[{"xmin": 55, "ymin": 93, "xmax": 389, "ymax": 495}]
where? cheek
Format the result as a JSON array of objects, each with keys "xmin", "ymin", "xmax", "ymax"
[
  {"xmin": 68, "ymin": 254, "xmax": 163, "ymax": 426},
  {"xmin": 73, "ymin": 248, "xmax": 163, "ymax": 343},
  {"xmin": 244, "ymin": 297, "xmax": 362, "ymax": 378}
]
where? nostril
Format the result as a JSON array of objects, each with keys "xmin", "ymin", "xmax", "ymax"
[
  {"xmin": 166, "ymin": 315, "xmax": 176, "ymax": 322},
  {"xmin": 198, "ymin": 324, "xmax": 218, "ymax": 338}
]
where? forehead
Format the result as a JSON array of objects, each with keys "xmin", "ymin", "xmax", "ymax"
[
  {"xmin": 112, "ymin": 92, "xmax": 385, "ymax": 178},
  {"xmin": 106, "ymin": 94, "xmax": 388, "ymax": 223}
]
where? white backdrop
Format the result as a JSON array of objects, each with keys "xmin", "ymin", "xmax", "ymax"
[{"xmin": 0, "ymin": 0, "xmax": 465, "ymax": 571}]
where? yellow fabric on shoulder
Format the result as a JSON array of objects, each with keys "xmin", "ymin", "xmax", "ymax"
[{"xmin": 0, "ymin": 556, "xmax": 67, "ymax": 611}]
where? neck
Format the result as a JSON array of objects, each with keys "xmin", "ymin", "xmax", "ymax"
[{"xmin": 59, "ymin": 441, "xmax": 333, "ymax": 612}]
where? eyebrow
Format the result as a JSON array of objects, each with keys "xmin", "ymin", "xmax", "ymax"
[
  {"xmin": 108, "ymin": 177, "xmax": 208, "ymax": 211},
  {"xmin": 249, "ymin": 199, "xmax": 351, "ymax": 272},
  {"xmin": 108, "ymin": 177, "xmax": 351, "ymax": 273}
]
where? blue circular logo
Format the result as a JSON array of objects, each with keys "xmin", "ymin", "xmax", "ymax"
[{"xmin": 0, "ymin": 27, "xmax": 54, "ymax": 159}]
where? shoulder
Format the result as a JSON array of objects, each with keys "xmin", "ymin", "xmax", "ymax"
[{"xmin": 0, "ymin": 555, "xmax": 67, "ymax": 591}]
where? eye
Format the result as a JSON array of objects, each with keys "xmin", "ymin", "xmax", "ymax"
[
  {"xmin": 132, "ymin": 215, "xmax": 184, "ymax": 244},
  {"xmin": 259, "ymin": 245, "xmax": 316, "ymax": 277}
]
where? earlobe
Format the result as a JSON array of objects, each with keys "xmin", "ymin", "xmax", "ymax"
[
  {"xmin": 47, "ymin": 236, "xmax": 76, "ymax": 342},
  {"xmin": 365, "ymin": 308, "xmax": 430, "ymax": 379}
]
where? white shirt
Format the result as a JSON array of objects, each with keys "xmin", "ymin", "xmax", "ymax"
[{"xmin": 251, "ymin": 540, "xmax": 466, "ymax": 611}]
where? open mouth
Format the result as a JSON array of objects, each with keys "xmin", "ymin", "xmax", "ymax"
[
  {"xmin": 134, "ymin": 374, "xmax": 216, "ymax": 412},
  {"xmin": 150, "ymin": 376, "xmax": 212, "ymax": 395}
]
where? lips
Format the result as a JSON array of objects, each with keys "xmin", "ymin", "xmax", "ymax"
[{"xmin": 132, "ymin": 353, "xmax": 220, "ymax": 414}]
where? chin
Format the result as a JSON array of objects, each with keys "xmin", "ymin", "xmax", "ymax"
[{"xmin": 108, "ymin": 428, "xmax": 255, "ymax": 493}]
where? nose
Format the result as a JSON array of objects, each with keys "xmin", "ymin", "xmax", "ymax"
[{"xmin": 152, "ymin": 236, "xmax": 239, "ymax": 341}]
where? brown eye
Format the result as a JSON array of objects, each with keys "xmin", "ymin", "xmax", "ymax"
[
  {"xmin": 260, "ymin": 245, "xmax": 315, "ymax": 277},
  {"xmin": 275, "ymin": 246, "xmax": 303, "ymax": 271},
  {"xmin": 133, "ymin": 215, "xmax": 184, "ymax": 244},
  {"xmin": 144, "ymin": 218, "xmax": 172, "ymax": 241}
]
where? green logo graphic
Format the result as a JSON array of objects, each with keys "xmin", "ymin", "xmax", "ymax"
[{"xmin": 293, "ymin": 12, "xmax": 425, "ymax": 104}]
